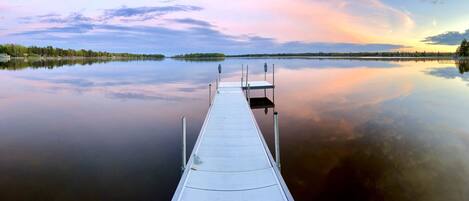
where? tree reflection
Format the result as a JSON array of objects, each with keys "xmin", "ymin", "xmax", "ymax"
[
  {"xmin": 171, "ymin": 57, "xmax": 225, "ymax": 62},
  {"xmin": 457, "ymin": 60, "xmax": 469, "ymax": 74},
  {"xmin": 0, "ymin": 58, "xmax": 163, "ymax": 70}
]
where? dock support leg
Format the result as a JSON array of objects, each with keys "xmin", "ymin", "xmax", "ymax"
[
  {"xmin": 245, "ymin": 65, "xmax": 249, "ymax": 97},
  {"xmin": 272, "ymin": 64, "xmax": 275, "ymax": 86},
  {"xmin": 246, "ymin": 65, "xmax": 249, "ymax": 86},
  {"xmin": 272, "ymin": 64, "xmax": 275, "ymax": 105},
  {"xmin": 273, "ymin": 87, "xmax": 275, "ymax": 105},
  {"xmin": 181, "ymin": 116, "xmax": 187, "ymax": 172},
  {"xmin": 218, "ymin": 64, "xmax": 222, "ymax": 83},
  {"xmin": 264, "ymin": 63, "xmax": 267, "ymax": 97},
  {"xmin": 274, "ymin": 112, "xmax": 280, "ymax": 170},
  {"xmin": 247, "ymin": 84, "xmax": 251, "ymax": 105},
  {"xmin": 209, "ymin": 84, "xmax": 212, "ymax": 107},
  {"xmin": 241, "ymin": 64, "xmax": 244, "ymax": 87}
]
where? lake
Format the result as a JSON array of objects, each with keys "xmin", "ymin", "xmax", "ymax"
[{"xmin": 1, "ymin": 58, "xmax": 468, "ymax": 201}]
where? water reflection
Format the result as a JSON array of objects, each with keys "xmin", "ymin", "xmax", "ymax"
[
  {"xmin": 0, "ymin": 59, "xmax": 468, "ymax": 201},
  {"xmin": 425, "ymin": 60, "xmax": 469, "ymax": 85},
  {"xmin": 457, "ymin": 60, "xmax": 469, "ymax": 74},
  {"xmin": 0, "ymin": 57, "xmax": 451, "ymax": 71},
  {"xmin": 249, "ymin": 97, "xmax": 275, "ymax": 109},
  {"xmin": 0, "ymin": 58, "xmax": 163, "ymax": 70},
  {"xmin": 171, "ymin": 57, "xmax": 225, "ymax": 62},
  {"xmin": 252, "ymin": 60, "xmax": 469, "ymax": 201},
  {"xmin": 279, "ymin": 111, "xmax": 469, "ymax": 201}
]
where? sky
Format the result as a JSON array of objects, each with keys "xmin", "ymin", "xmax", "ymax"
[{"xmin": 1, "ymin": 0, "xmax": 469, "ymax": 55}]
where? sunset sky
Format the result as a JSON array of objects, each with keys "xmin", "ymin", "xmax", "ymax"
[{"xmin": 1, "ymin": 0, "xmax": 469, "ymax": 55}]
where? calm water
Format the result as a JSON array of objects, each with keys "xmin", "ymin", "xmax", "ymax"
[{"xmin": 1, "ymin": 58, "xmax": 468, "ymax": 201}]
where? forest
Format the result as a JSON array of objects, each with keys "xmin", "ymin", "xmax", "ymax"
[
  {"xmin": 172, "ymin": 53, "xmax": 225, "ymax": 58},
  {"xmin": 0, "ymin": 44, "xmax": 164, "ymax": 59},
  {"xmin": 228, "ymin": 51, "xmax": 455, "ymax": 58},
  {"xmin": 456, "ymin": 39, "xmax": 469, "ymax": 57}
]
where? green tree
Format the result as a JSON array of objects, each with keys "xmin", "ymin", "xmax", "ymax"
[
  {"xmin": 456, "ymin": 39, "xmax": 468, "ymax": 57},
  {"xmin": 0, "ymin": 44, "xmax": 165, "ymax": 58}
]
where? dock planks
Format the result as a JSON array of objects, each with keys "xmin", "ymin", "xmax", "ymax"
[{"xmin": 172, "ymin": 81, "xmax": 293, "ymax": 201}]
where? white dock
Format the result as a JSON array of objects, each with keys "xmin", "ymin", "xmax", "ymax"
[
  {"xmin": 219, "ymin": 80, "xmax": 275, "ymax": 89},
  {"xmin": 172, "ymin": 81, "xmax": 293, "ymax": 201}
]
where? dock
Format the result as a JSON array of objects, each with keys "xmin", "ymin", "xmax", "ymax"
[
  {"xmin": 219, "ymin": 80, "xmax": 274, "ymax": 89},
  {"xmin": 172, "ymin": 79, "xmax": 293, "ymax": 201}
]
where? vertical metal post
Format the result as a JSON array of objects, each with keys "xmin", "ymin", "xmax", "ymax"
[
  {"xmin": 216, "ymin": 79, "xmax": 219, "ymax": 93},
  {"xmin": 246, "ymin": 65, "xmax": 249, "ymax": 88},
  {"xmin": 272, "ymin": 64, "xmax": 275, "ymax": 86},
  {"xmin": 181, "ymin": 116, "xmax": 187, "ymax": 171},
  {"xmin": 247, "ymin": 84, "xmax": 251, "ymax": 105},
  {"xmin": 241, "ymin": 64, "xmax": 244, "ymax": 88},
  {"xmin": 218, "ymin": 64, "xmax": 222, "ymax": 83},
  {"xmin": 264, "ymin": 63, "xmax": 267, "ymax": 97},
  {"xmin": 274, "ymin": 112, "xmax": 280, "ymax": 169},
  {"xmin": 272, "ymin": 64, "xmax": 275, "ymax": 104},
  {"xmin": 242, "ymin": 64, "xmax": 244, "ymax": 79},
  {"xmin": 208, "ymin": 84, "xmax": 212, "ymax": 106},
  {"xmin": 245, "ymin": 65, "xmax": 249, "ymax": 97},
  {"xmin": 273, "ymin": 87, "xmax": 275, "ymax": 105}
]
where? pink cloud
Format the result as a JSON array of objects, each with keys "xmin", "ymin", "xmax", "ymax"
[
  {"xmin": 2, "ymin": 0, "xmax": 415, "ymax": 52},
  {"xmin": 191, "ymin": 0, "xmax": 414, "ymax": 44},
  {"xmin": 0, "ymin": 3, "xmax": 6, "ymax": 9}
]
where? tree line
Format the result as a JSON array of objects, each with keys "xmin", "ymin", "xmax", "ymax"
[
  {"xmin": 4, "ymin": 40, "xmax": 469, "ymax": 59},
  {"xmin": 228, "ymin": 51, "xmax": 455, "ymax": 58},
  {"xmin": 0, "ymin": 44, "xmax": 164, "ymax": 59},
  {"xmin": 172, "ymin": 53, "xmax": 225, "ymax": 58},
  {"xmin": 456, "ymin": 39, "xmax": 469, "ymax": 57}
]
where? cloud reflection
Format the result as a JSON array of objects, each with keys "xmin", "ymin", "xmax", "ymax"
[
  {"xmin": 265, "ymin": 61, "xmax": 469, "ymax": 201},
  {"xmin": 14, "ymin": 73, "xmax": 206, "ymax": 102},
  {"xmin": 424, "ymin": 62, "xmax": 469, "ymax": 85}
]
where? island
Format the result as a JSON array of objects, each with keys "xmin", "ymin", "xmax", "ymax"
[{"xmin": 171, "ymin": 53, "xmax": 225, "ymax": 61}]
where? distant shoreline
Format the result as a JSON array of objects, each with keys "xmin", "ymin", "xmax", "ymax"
[
  {"xmin": 0, "ymin": 44, "xmax": 165, "ymax": 59},
  {"xmin": 226, "ymin": 55, "xmax": 457, "ymax": 59},
  {"xmin": 3, "ymin": 53, "xmax": 468, "ymax": 62},
  {"xmin": 168, "ymin": 52, "xmax": 466, "ymax": 61},
  {"xmin": 3, "ymin": 55, "xmax": 466, "ymax": 61},
  {"xmin": 7, "ymin": 56, "xmax": 164, "ymax": 60},
  {"xmin": 2, "ymin": 55, "xmax": 467, "ymax": 71},
  {"xmin": 169, "ymin": 55, "xmax": 465, "ymax": 61}
]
